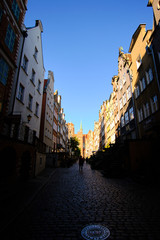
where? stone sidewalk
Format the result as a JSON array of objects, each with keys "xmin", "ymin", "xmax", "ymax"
[
  {"xmin": 0, "ymin": 167, "xmax": 56, "ymax": 233},
  {"xmin": 1, "ymin": 163, "xmax": 160, "ymax": 240}
]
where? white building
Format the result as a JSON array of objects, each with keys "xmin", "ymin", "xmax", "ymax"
[
  {"xmin": 43, "ymin": 71, "xmax": 54, "ymax": 152},
  {"xmin": 13, "ymin": 20, "xmax": 45, "ymax": 138}
]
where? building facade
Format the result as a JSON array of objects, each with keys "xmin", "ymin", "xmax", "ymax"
[
  {"xmin": 53, "ymin": 90, "xmax": 58, "ymax": 151},
  {"xmin": 67, "ymin": 122, "xmax": 75, "ymax": 139},
  {"xmin": 0, "ymin": 0, "xmax": 27, "ymax": 132},
  {"xmin": 75, "ymin": 122, "xmax": 84, "ymax": 157},
  {"xmin": 129, "ymin": 24, "xmax": 160, "ymax": 139},
  {"xmin": 40, "ymin": 71, "xmax": 54, "ymax": 152},
  {"xmin": 116, "ymin": 48, "xmax": 137, "ymax": 141},
  {"xmin": 13, "ymin": 20, "xmax": 45, "ymax": 138}
]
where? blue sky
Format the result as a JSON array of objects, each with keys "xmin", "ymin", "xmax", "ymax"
[{"xmin": 24, "ymin": 0, "xmax": 153, "ymax": 134}]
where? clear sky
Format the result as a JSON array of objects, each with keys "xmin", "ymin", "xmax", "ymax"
[{"xmin": 24, "ymin": 0, "xmax": 153, "ymax": 134}]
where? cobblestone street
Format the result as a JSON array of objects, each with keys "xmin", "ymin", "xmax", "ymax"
[{"xmin": 3, "ymin": 163, "xmax": 160, "ymax": 240}]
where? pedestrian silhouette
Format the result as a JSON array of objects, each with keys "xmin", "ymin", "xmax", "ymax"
[{"xmin": 79, "ymin": 156, "xmax": 84, "ymax": 172}]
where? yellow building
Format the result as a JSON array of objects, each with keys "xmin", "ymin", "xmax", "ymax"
[{"xmin": 129, "ymin": 24, "xmax": 160, "ymax": 139}]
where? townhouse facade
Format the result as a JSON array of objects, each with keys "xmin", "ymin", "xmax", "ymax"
[
  {"xmin": 92, "ymin": 0, "xmax": 160, "ymax": 154},
  {"xmin": 53, "ymin": 90, "xmax": 58, "ymax": 151},
  {"xmin": 13, "ymin": 20, "xmax": 45, "ymax": 138},
  {"xmin": 129, "ymin": 23, "xmax": 160, "ymax": 139},
  {"xmin": 67, "ymin": 122, "xmax": 75, "ymax": 139},
  {"xmin": 0, "ymin": 0, "xmax": 27, "ymax": 132},
  {"xmin": 85, "ymin": 130, "xmax": 94, "ymax": 158},
  {"xmin": 40, "ymin": 71, "xmax": 54, "ymax": 152},
  {"xmin": 93, "ymin": 121, "xmax": 99, "ymax": 152},
  {"xmin": 115, "ymin": 49, "xmax": 137, "ymax": 141}
]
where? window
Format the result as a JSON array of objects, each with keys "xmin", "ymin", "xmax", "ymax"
[
  {"xmin": 136, "ymin": 55, "xmax": 142, "ymax": 70},
  {"xmin": 143, "ymin": 102, "xmax": 150, "ymax": 119},
  {"xmin": 135, "ymin": 85, "xmax": 140, "ymax": 99},
  {"xmin": 123, "ymin": 73, "xmax": 126, "ymax": 85},
  {"xmin": 12, "ymin": 0, "xmax": 20, "ymax": 21},
  {"xmin": 129, "ymin": 107, "xmax": 134, "ymax": 120},
  {"xmin": 5, "ymin": 24, "xmax": 15, "ymax": 52},
  {"xmin": 120, "ymin": 98, "xmax": 123, "ymax": 110},
  {"xmin": 127, "ymin": 86, "xmax": 131, "ymax": 100},
  {"xmin": 34, "ymin": 47, "xmax": 38, "ymax": 61},
  {"xmin": 123, "ymin": 93, "xmax": 126, "ymax": 105},
  {"xmin": 0, "ymin": 58, "xmax": 9, "ymax": 85},
  {"xmin": 35, "ymin": 102, "xmax": 39, "ymax": 116},
  {"xmin": 125, "ymin": 111, "xmax": 129, "ymax": 124},
  {"xmin": 40, "ymin": 157, "xmax": 42, "ymax": 165},
  {"xmin": 140, "ymin": 77, "xmax": 146, "ymax": 92},
  {"xmin": 146, "ymin": 68, "xmax": 153, "ymax": 84},
  {"xmin": 17, "ymin": 83, "xmax": 24, "ymax": 102},
  {"xmin": 0, "ymin": 6, "xmax": 3, "ymax": 22},
  {"xmin": 37, "ymin": 79, "xmax": 41, "ymax": 92},
  {"xmin": 31, "ymin": 69, "xmax": 35, "ymax": 84},
  {"xmin": 28, "ymin": 94, "xmax": 33, "ymax": 110},
  {"xmin": 121, "ymin": 115, "xmax": 125, "ymax": 127},
  {"xmin": 119, "ymin": 79, "xmax": 122, "ymax": 90},
  {"xmin": 22, "ymin": 55, "xmax": 28, "ymax": 73},
  {"xmin": 138, "ymin": 108, "xmax": 143, "ymax": 122},
  {"xmin": 158, "ymin": 52, "xmax": 160, "ymax": 63},
  {"xmin": 150, "ymin": 95, "xmax": 158, "ymax": 113}
]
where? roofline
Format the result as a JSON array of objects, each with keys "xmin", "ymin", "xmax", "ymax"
[{"xmin": 129, "ymin": 24, "xmax": 146, "ymax": 52}]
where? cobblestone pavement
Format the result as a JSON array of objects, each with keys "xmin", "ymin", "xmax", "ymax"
[{"xmin": 2, "ymin": 163, "xmax": 160, "ymax": 240}]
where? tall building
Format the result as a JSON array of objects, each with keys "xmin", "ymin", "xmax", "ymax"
[
  {"xmin": 129, "ymin": 24, "xmax": 160, "ymax": 139},
  {"xmin": 0, "ymin": 0, "xmax": 28, "ymax": 132},
  {"xmin": 12, "ymin": 20, "xmax": 45, "ymax": 138}
]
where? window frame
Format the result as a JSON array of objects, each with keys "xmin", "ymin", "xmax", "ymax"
[
  {"xmin": 17, "ymin": 83, "xmax": 25, "ymax": 103},
  {"xmin": 28, "ymin": 94, "xmax": 33, "ymax": 111},
  {"xmin": 0, "ymin": 58, "xmax": 9, "ymax": 86},
  {"xmin": 5, "ymin": 24, "xmax": 16, "ymax": 52},
  {"xmin": 12, "ymin": 0, "xmax": 20, "ymax": 21}
]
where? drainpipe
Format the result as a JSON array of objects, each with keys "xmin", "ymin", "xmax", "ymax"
[{"xmin": 146, "ymin": 44, "xmax": 160, "ymax": 92}]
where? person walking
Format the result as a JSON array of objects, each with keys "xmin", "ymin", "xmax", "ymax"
[{"xmin": 79, "ymin": 156, "xmax": 84, "ymax": 172}]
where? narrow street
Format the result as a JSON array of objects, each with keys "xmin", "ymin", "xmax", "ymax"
[{"xmin": 3, "ymin": 162, "xmax": 160, "ymax": 240}]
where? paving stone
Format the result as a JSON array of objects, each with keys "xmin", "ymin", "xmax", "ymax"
[{"xmin": 1, "ymin": 163, "xmax": 160, "ymax": 240}]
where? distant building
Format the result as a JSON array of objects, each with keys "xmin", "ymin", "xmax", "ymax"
[
  {"xmin": 53, "ymin": 90, "xmax": 58, "ymax": 151},
  {"xmin": 75, "ymin": 122, "xmax": 84, "ymax": 157},
  {"xmin": 67, "ymin": 122, "xmax": 75, "ymax": 139},
  {"xmin": 93, "ymin": 121, "xmax": 99, "ymax": 152},
  {"xmin": 40, "ymin": 71, "xmax": 54, "ymax": 152},
  {"xmin": 85, "ymin": 130, "xmax": 94, "ymax": 158}
]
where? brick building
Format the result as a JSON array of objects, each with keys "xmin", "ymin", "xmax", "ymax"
[{"xmin": 0, "ymin": 0, "xmax": 27, "ymax": 131}]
